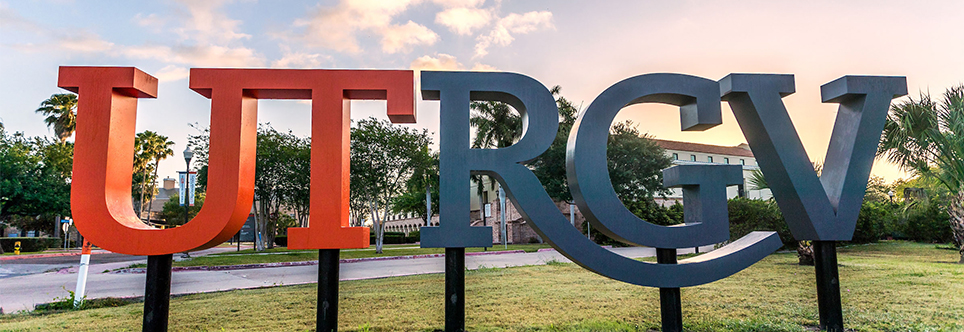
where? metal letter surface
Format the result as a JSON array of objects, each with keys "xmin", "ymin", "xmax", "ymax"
[
  {"xmin": 63, "ymin": 67, "xmax": 414, "ymax": 255},
  {"xmin": 720, "ymin": 74, "xmax": 907, "ymax": 240},
  {"xmin": 568, "ymin": 73, "xmax": 733, "ymax": 248},
  {"xmin": 62, "ymin": 66, "xmax": 256, "ymax": 255},
  {"xmin": 423, "ymin": 71, "xmax": 782, "ymax": 287}
]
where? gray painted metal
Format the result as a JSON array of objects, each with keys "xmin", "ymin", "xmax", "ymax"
[
  {"xmin": 420, "ymin": 71, "xmax": 782, "ymax": 288},
  {"xmin": 567, "ymin": 74, "xmax": 729, "ymax": 248},
  {"xmin": 720, "ymin": 74, "xmax": 907, "ymax": 241}
]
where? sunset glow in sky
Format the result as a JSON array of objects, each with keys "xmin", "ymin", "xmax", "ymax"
[{"xmin": 2, "ymin": 0, "xmax": 962, "ymax": 182}]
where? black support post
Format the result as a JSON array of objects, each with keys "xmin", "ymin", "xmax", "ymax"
[
  {"xmin": 813, "ymin": 241, "xmax": 843, "ymax": 332},
  {"xmin": 656, "ymin": 248, "xmax": 682, "ymax": 332},
  {"xmin": 143, "ymin": 254, "xmax": 173, "ymax": 332},
  {"xmin": 317, "ymin": 249, "xmax": 340, "ymax": 332},
  {"xmin": 445, "ymin": 247, "xmax": 465, "ymax": 332}
]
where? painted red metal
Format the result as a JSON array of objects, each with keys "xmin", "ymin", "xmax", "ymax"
[{"xmin": 62, "ymin": 67, "xmax": 414, "ymax": 255}]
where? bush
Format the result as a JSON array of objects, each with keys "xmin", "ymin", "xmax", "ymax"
[
  {"xmin": 586, "ymin": 200, "xmax": 684, "ymax": 246},
  {"xmin": 371, "ymin": 231, "xmax": 411, "ymax": 245},
  {"xmin": 727, "ymin": 198, "xmax": 795, "ymax": 248},
  {"xmin": 851, "ymin": 201, "xmax": 892, "ymax": 243},
  {"xmin": 406, "ymin": 230, "xmax": 420, "ymax": 243},
  {"xmin": 274, "ymin": 235, "xmax": 287, "ymax": 247},
  {"xmin": 903, "ymin": 200, "xmax": 953, "ymax": 243},
  {"xmin": 1, "ymin": 237, "xmax": 60, "ymax": 252}
]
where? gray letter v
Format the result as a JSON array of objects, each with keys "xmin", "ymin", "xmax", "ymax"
[{"xmin": 720, "ymin": 74, "xmax": 906, "ymax": 241}]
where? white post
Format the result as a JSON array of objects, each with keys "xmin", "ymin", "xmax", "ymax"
[
  {"xmin": 425, "ymin": 183, "xmax": 432, "ymax": 227},
  {"xmin": 499, "ymin": 186, "xmax": 507, "ymax": 249},
  {"xmin": 569, "ymin": 202, "xmax": 575, "ymax": 226},
  {"xmin": 73, "ymin": 240, "xmax": 92, "ymax": 308}
]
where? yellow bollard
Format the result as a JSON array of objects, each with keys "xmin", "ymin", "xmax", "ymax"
[{"xmin": 13, "ymin": 241, "xmax": 21, "ymax": 255}]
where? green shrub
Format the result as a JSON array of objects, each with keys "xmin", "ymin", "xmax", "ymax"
[
  {"xmin": 274, "ymin": 235, "xmax": 287, "ymax": 247},
  {"xmin": 1, "ymin": 237, "xmax": 60, "ymax": 252},
  {"xmin": 371, "ymin": 232, "xmax": 412, "ymax": 245},
  {"xmin": 851, "ymin": 201, "xmax": 892, "ymax": 243},
  {"xmin": 903, "ymin": 200, "xmax": 952, "ymax": 243},
  {"xmin": 406, "ymin": 230, "xmax": 420, "ymax": 243},
  {"xmin": 587, "ymin": 200, "xmax": 683, "ymax": 246},
  {"xmin": 727, "ymin": 198, "xmax": 794, "ymax": 248}
]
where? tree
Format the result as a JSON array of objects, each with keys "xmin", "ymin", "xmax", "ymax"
[
  {"xmin": 391, "ymin": 147, "xmax": 439, "ymax": 225},
  {"xmin": 531, "ymin": 87, "xmax": 672, "ymax": 205},
  {"xmin": 35, "ymin": 94, "xmax": 78, "ymax": 142},
  {"xmin": 251, "ymin": 125, "xmax": 308, "ymax": 249},
  {"xmin": 134, "ymin": 131, "xmax": 174, "ymax": 223},
  {"xmin": 187, "ymin": 124, "xmax": 311, "ymax": 251},
  {"xmin": 877, "ymin": 84, "xmax": 964, "ymax": 262},
  {"xmin": 157, "ymin": 193, "xmax": 205, "ymax": 226},
  {"xmin": 530, "ymin": 86, "xmax": 579, "ymax": 201},
  {"xmin": 351, "ymin": 118, "xmax": 432, "ymax": 253},
  {"xmin": 0, "ymin": 129, "xmax": 71, "ymax": 235}
]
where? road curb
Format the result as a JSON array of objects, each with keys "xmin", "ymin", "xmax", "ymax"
[
  {"xmin": 109, "ymin": 249, "xmax": 531, "ymax": 274},
  {"xmin": 0, "ymin": 250, "xmax": 110, "ymax": 261}
]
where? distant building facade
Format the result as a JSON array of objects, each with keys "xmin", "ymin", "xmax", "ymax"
[{"xmin": 653, "ymin": 139, "xmax": 772, "ymax": 204}]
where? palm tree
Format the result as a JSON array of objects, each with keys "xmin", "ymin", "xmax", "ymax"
[
  {"xmin": 133, "ymin": 133, "xmax": 155, "ymax": 218},
  {"xmin": 469, "ymin": 101, "xmax": 522, "ymax": 149},
  {"xmin": 877, "ymin": 84, "xmax": 964, "ymax": 262},
  {"xmin": 469, "ymin": 98, "xmax": 524, "ymax": 211},
  {"xmin": 35, "ymin": 94, "xmax": 78, "ymax": 142},
  {"xmin": 135, "ymin": 131, "xmax": 175, "ymax": 223}
]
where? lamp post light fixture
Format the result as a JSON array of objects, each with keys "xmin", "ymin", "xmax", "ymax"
[{"xmin": 183, "ymin": 146, "xmax": 194, "ymax": 226}]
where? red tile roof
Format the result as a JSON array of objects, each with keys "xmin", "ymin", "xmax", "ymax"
[{"xmin": 653, "ymin": 139, "xmax": 755, "ymax": 158}]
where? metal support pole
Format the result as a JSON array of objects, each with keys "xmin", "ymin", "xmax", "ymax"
[
  {"xmin": 143, "ymin": 254, "xmax": 173, "ymax": 332},
  {"xmin": 445, "ymin": 247, "xmax": 465, "ymax": 332},
  {"xmin": 498, "ymin": 187, "xmax": 507, "ymax": 249},
  {"xmin": 317, "ymin": 249, "xmax": 340, "ymax": 332},
  {"xmin": 813, "ymin": 241, "xmax": 843, "ymax": 332},
  {"xmin": 656, "ymin": 248, "xmax": 682, "ymax": 332}
]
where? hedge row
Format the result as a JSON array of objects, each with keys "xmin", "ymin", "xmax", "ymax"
[
  {"xmin": 1, "ymin": 237, "xmax": 60, "ymax": 253},
  {"xmin": 273, "ymin": 231, "xmax": 421, "ymax": 248}
]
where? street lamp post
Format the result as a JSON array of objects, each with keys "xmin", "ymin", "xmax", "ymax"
[{"xmin": 183, "ymin": 146, "xmax": 194, "ymax": 226}]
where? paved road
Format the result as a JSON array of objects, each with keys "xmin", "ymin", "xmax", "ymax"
[
  {"xmin": 0, "ymin": 246, "xmax": 250, "ymax": 279},
  {"xmin": 0, "ymin": 245, "xmax": 712, "ymax": 313}
]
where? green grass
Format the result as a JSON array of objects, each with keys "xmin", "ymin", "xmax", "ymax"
[
  {"xmin": 170, "ymin": 243, "xmax": 552, "ymax": 268},
  {"xmin": 2, "ymin": 241, "xmax": 962, "ymax": 331}
]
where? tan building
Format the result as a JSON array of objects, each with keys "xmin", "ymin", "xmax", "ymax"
[{"xmin": 653, "ymin": 139, "xmax": 772, "ymax": 204}]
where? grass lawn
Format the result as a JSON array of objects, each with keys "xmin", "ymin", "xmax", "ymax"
[
  {"xmin": 168, "ymin": 243, "xmax": 553, "ymax": 268},
  {"xmin": 2, "ymin": 241, "xmax": 962, "ymax": 331}
]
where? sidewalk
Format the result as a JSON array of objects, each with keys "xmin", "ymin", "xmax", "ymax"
[{"xmin": 0, "ymin": 245, "xmax": 712, "ymax": 313}]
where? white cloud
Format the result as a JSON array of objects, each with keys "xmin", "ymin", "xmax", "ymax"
[
  {"xmin": 410, "ymin": 53, "xmax": 462, "ymax": 70},
  {"xmin": 132, "ymin": 13, "xmax": 167, "ymax": 32},
  {"xmin": 291, "ymin": 0, "xmax": 438, "ymax": 54},
  {"xmin": 271, "ymin": 52, "xmax": 332, "ymax": 69},
  {"xmin": 410, "ymin": 53, "xmax": 497, "ymax": 72},
  {"xmin": 475, "ymin": 10, "xmax": 553, "ymax": 58},
  {"xmin": 435, "ymin": 7, "xmax": 492, "ymax": 35},
  {"xmin": 431, "ymin": 0, "xmax": 485, "ymax": 8},
  {"xmin": 381, "ymin": 21, "xmax": 440, "ymax": 53},
  {"xmin": 154, "ymin": 65, "xmax": 190, "ymax": 82},
  {"xmin": 470, "ymin": 63, "xmax": 496, "ymax": 71},
  {"xmin": 500, "ymin": 11, "xmax": 553, "ymax": 34},
  {"xmin": 172, "ymin": 0, "xmax": 251, "ymax": 44},
  {"xmin": 122, "ymin": 44, "xmax": 265, "ymax": 67}
]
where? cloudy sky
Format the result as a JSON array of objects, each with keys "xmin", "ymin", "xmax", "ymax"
[{"xmin": 2, "ymin": 0, "xmax": 962, "ymax": 182}]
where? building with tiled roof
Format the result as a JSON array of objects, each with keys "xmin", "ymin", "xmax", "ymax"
[{"xmin": 654, "ymin": 139, "xmax": 772, "ymax": 205}]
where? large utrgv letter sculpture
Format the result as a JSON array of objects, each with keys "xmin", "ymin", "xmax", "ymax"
[
  {"xmin": 62, "ymin": 66, "xmax": 904, "ymax": 331},
  {"xmin": 62, "ymin": 67, "xmax": 415, "ymax": 255}
]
